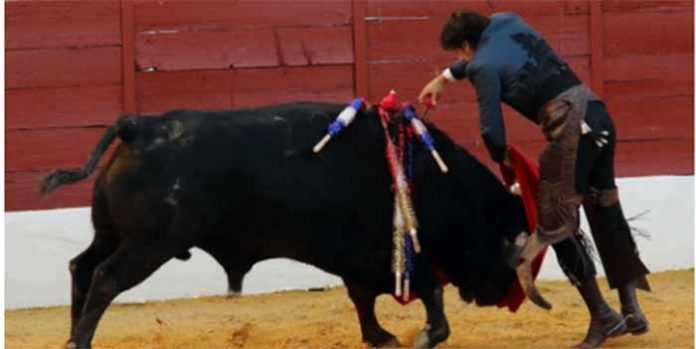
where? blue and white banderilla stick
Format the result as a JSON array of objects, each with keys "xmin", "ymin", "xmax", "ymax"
[
  {"xmin": 313, "ymin": 98, "xmax": 364, "ymax": 153},
  {"xmin": 401, "ymin": 105, "xmax": 449, "ymax": 173}
]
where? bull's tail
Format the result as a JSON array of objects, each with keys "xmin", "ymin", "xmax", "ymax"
[{"xmin": 40, "ymin": 116, "xmax": 136, "ymax": 196}]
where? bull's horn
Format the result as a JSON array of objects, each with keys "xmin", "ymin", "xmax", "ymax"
[
  {"xmin": 516, "ymin": 260, "xmax": 552, "ymax": 310},
  {"xmin": 506, "ymin": 231, "xmax": 528, "ymax": 268},
  {"xmin": 514, "ymin": 232, "xmax": 553, "ymax": 310}
]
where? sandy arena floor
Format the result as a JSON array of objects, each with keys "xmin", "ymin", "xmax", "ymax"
[{"xmin": 5, "ymin": 269, "xmax": 693, "ymax": 349}]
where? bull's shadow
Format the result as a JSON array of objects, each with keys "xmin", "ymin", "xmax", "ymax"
[{"xmin": 42, "ymin": 102, "xmax": 536, "ymax": 349}]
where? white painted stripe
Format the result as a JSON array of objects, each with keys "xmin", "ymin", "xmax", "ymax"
[
  {"xmin": 538, "ymin": 175, "xmax": 694, "ymax": 281},
  {"xmin": 5, "ymin": 176, "xmax": 693, "ymax": 309}
]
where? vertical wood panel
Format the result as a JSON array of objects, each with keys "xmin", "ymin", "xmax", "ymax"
[
  {"xmin": 590, "ymin": 0, "xmax": 604, "ymax": 97},
  {"xmin": 121, "ymin": 0, "xmax": 136, "ymax": 114},
  {"xmin": 6, "ymin": 47, "xmax": 122, "ymax": 89},
  {"xmin": 6, "ymin": 86, "xmax": 122, "ymax": 130},
  {"xmin": 352, "ymin": 0, "xmax": 368, "ymax": 97},
  {"xmin": 6, "ymin": 171, "xmax": 98, "ymax": 211},
  {"xmin": 5, "ymin": 1, "xmax": 121, "ymax": 49},
  {"xmin": 232, "ymin": 66, "xmax": 354, "ymax": 108},
  {"xmin": 4, "ymin": 0, "xmax": 692, "ymax": 211},
  {"xmin": 6, "ymin": 128, "xmax": 115, "ymax": 172},
  {"xmin": 133, "ymin": 1, "xmax": 352, "ymax": 29},
  {"xmin": 136, "ymin": 70, "xmax": 235, "ymax": 113},
  {"xmin": 603, "ymin": 12, "xmax": 693, "ymax": 56}
]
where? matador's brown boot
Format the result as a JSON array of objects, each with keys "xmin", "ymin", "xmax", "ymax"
[{"xmin": 572, "ymin": 277, "xmax": 627, "ymax": 348}]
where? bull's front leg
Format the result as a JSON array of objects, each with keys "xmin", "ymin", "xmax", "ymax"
[
  {"xmin": 414, "ymin": 284, "xmax": 450, "ymax": 349},
  {"xmin": 343, "ymin": 278, "xmax": 401, "ymax": 347}
]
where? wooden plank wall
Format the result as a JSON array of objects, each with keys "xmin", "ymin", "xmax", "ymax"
[
  {"xmin": 601, "ymin": 0, "xmax": 694, "ymax": 176},
  {"xmin": 5, "ymin": 0, "xmax": 693, "ymax": 211},
  {"xmin": 6, "ymin": 1, "xmax": 123, "ymax": 211},
  {"xmin": 132, "ymin": 1, "xmax": 355, "ymax": 112}
]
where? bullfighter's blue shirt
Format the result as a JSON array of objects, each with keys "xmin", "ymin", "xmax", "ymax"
[{"xmin": 446, "ymin": 12, "xmax": 580, "ymax": 162}]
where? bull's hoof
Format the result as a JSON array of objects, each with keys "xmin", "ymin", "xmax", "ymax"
[
  {"xmin": 369, "ymin": 336, "xmax": 402, "ymax": 348},
  {"xmin": 226, "ymin": 290, "xmax": 242, "ymax": 298},
  {"xmin": 365, "ymin": 330, "xmax": 401, "ymax": 348},
  {"xmin": 413, "ymin": 330, "xmax": 431, "ymax": 349},
  {"xmin": 413, "ymin": 324, "xmax": 449, "ymax": 349},
  {"xmin": 572, "ymin": 310, "xmax": 627, "ymax": 348},
  {"xmin": 624, "ymin": 311, "xmax": 649, "ymax": 335},
  {"xmin": 65, "ymin": 340, "xmax": 91, "ymax": 349}
]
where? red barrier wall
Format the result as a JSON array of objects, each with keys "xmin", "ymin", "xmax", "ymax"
[{"xmin": 5, "ymin": 0, "xmax": 693, "ymax": 211}]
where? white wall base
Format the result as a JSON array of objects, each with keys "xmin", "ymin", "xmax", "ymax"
[{"xmin": 5, "ymin": 175, "xmax": 693, "ymax": 309}]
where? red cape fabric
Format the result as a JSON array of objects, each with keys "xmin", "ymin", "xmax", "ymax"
[
  {"xmin": 391, "ymin": 145, "xmax": 547, "ymax": 312},
  {"xmin": 495, "ymin": 145, "xmax": 548, "ymax": 313}
]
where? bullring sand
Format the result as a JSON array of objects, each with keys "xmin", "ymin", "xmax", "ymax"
[{"xmin": 6, "ymin": 269, "xmax": 693, "ymax": 348}]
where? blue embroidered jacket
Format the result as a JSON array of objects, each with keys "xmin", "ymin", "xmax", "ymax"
[{"xmin": 447, "ymin": 12, "xmax": 581, "ymax": 162}]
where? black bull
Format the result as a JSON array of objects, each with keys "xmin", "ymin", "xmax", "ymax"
[{"xmin": 41, "ymin": 102, "xmax": 543, "ymax": 349}]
